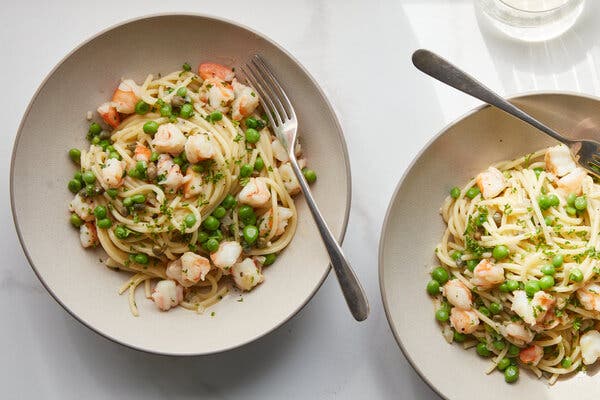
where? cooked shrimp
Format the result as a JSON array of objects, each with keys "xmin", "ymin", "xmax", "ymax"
[
  {"xmin": 476, "ymin": 167, "xmax": 506, "ymax": 199},
  {"xmin": 558, "ymin": 168, "xmax": 587, "ymax": 195},
  {"xmin": 259, "ymin": 207, "xmax": 293, "ymax": 237},
  {"xmin": 69, "ymin": 193, "xmax": 97, "ymax": 221},
  {"xmin": 231, "ymin": 79, "xmax": 259, "ymax": 121},
  {"xmin": 576, "ymin": 283, "xmax": 600, "ymax": 312},
  {"xmin": 449, "ymin": 308, "xmax": 479, "ymax": 334},
  {"xmin": 198, "ymin": 63, "xmax": 235, "ymax": 81},
  {"xmin": 580, "ymin": 330, "xmax": 600, "ymax": 365},
  {"xmin": 511, "ymin": 290, "xmax": 555, "ymax": 326},
  {"xmin": 271, "ymin": 139, "xmax": 289, "ymax": 162},
  {"xmin": 152, "ymin": 123, "xmax": 186, "ymax": 155},
  {"xmin": 151, "ymin": 280, "xmax": 184, "ymax": 311},
  {"xmin": 279, "ymin": 163, "xmax": 300, "ymax": 195},
  {"xmin": 157, "ymin": 154, "xmax": 184, "ymax": 190},
  {"xmin": 134, "ymin": 143, "xmax": 151, "ymax": 162},
  {"xmin": 210, "ymin": 241, "xmax": 243, "ymax": 271},
  {"xmin": 519, "ymin": 345, "xmax": 543, "ymax": 366},
  {"xmin": 501, "ymin": 322, "xmax": 534, "ymax": 346},
  {"xmin": 201, "ymin": 77, "xmax": 234, "ymax": 113},
  {"xmin": 100, "ymin": 158, "xmax": 124, "ymax": 188},
  {"xmin": 237, "ymin": 178, "xmax": 271, "ymax": 207},
  {"xmin": 471, "ymin": 259, "xmax": 504, "ymax": 288},
  {"xmin": 231, "ymin": 258, "xmax": 264, "ymax": 291},
  {"xmin": 442, "ymin": 279, "xmax": 472, "ymax": 310},
  {"xmin": 79, "ymin": 222, "xmax": 98, "ymax": 248},
  {"xmin": 166, "ymin": 252, "xmax": 210, "ymax": 287},
  {"xmin": 184, "ymin": 133, "xmax": 214, "ymax": 163},
  {"xmin": 97, "ymin": 102, "xmax": 120, "ymax": 128},
  {"xmin": 545, "ymin": 144, "xmax": 576, "ymax": 177},
  {"xmin": 183, "ymin": 167, "xmax": 202, "ymax": 199},
  {"xmin": 111, "ymin": 79, "xmax": 140, "ymax": 114}
]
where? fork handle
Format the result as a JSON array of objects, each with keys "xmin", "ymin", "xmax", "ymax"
[
  {"xmin": 289, "ymin": 155, "xmax": 369, "ymax": 321},
  {"xmin": 412, "ymin": 49, "xmax": 573, "ymax": 146}
]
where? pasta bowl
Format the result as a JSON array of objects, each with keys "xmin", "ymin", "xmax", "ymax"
[
  {"xmin": 379, "ymin": 92, "xmax": 600, "ymax": 399},
  {"xmin": 11, "ymin": 14, "xmax": 350, "ymax": 355}
]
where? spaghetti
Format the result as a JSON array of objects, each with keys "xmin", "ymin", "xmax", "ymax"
[{"xmin": 430, "ymin": 145, "xmax": 600, "ymax": 384}]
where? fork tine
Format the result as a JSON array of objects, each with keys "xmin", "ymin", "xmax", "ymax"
[
  {"xmin": 240, "ymin": 65, "xmax": 283, "ymax": 127},
  {"xmin": 245, "ymin": 61, "xmax": 289, "ymax": 123},
  {"xmin": 252, "ymin": 55, "xmax": 295, "ymax": 120}
]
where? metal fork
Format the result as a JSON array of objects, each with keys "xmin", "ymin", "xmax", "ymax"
[
  {"xmin": 412, "ymin": 49, "xmax": 600, "ymax": 176},
  {"xmin": 241, "ymin": 55, "xmax": 369, "ymax": 321}
]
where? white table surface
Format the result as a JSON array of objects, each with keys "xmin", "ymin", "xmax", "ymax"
[{"xmin": 2, "ymin": 1, "xmax": 600, "ymax": 398}]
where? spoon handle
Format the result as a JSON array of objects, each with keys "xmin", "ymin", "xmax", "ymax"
[{"xmin": 411, "ymin": 49, "xmax": 571, "ymax": 146}]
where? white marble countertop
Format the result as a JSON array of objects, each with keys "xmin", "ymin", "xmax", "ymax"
[{"xmin": 2, "ymin": 1, "xmax": 600, "ymax": 398}]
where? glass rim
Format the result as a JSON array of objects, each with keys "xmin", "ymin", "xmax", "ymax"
[{"xmin": 498, "ymin": 0, "xmax": 575, "ymax": 13}]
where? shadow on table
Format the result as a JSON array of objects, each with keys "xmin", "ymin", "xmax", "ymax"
[{"xmin": 474, "ymin": 0, "xmax": 600, "ymax": 94}]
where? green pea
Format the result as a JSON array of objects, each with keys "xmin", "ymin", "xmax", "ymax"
[
  {"xmin": 533, "ymin": 167, "xmax": 544, "ymax": 178},
  {"xmin": 569, "ymin": 268, "xmax": 583, "ymax": 282},
  {"xmin": 245, "ymin": 128, "xmax": 260, "ymax": 144},
  {"xmin": 184, "ymin": 213, "xmax": 197, "ymax": 228},
  {"xmin": 466, "ymin": 187, "xmax": 480, "ymax": 199},
  {"xmin": 493, "ymin": 245, "xmax": 509, "ymax": 260},
  {"xmin": 476, "ymin": 343, "xmax": 491, "ymax": 357},
  {"xmin": 180, "ymin": 103, "xmax": 194, "ymax": 119},
  {"xmin": 88, "ymin": 122, "xmax": 102, "ymax": 136},
  {"xmin": 466, "ymin": 259, "xmax": 479, "ymax": 272},
  {"xmin": 548, "ymin": 194, "xmax": 560, "ymax": 207},
  {"xmin": 451, "ymin": 250, "xmax": 462, "ymax": 261},
  {"xmin": 525, "ymin": 280, "xmax": 541, "ymax": 297},
  {"xmin": 566, "ymin": 206, "xmax": 577, "ymax": 216},
  {"xmin": 123, "ymin": 197, "xmax": 133, "ymax": 207},
  {"xmin": 450, "ymin": 187, "xmax": 461, "ymax": 199},
  {"xmin": 208, "ymin": 111, "xmax": 223, "ymax": 122},
  {"xmin": 159, "ymin": 103, "xmax": 172, "ymax": 117},
  {"xmin": 91, "ymin": 136, "xmax": 101, "ymax": 145},
  {"xmin": 478, "ymin": 306, "xmax": 491, "ymax": 317},
  {"xmin": 109, "ymin": 151, "xmax": 121, "ymax": 160},
  {"xmin": 302, "ymin": 168, "xmax": 317, "ymax": 184},
  {"xmin": 131, "ymin": 194, "xmax": 146, "ymax": 204},
  {"xmin": 254, "ymin": 156, "xmax": 265, "ymax": 171},
  {"xmin": 106, "ymin": 145, "xmax": 115, "ymax": 152},
  {"xmin": 541, "ymin": 264, "xmax": 555, "ymax": 276},
  {"xmin": 552, "ymin": 254, "xmax": 563, "ymax": 268},
  {"xmin": 97, "ymin": 218, "xmax": 112, "ymax": 229},
  {"xmin": 221, "ymin": 194, "xmax": 237, "ymax": 210},
  {"xmin": 567, "ymin": 193, "xmax": 577, "ymax": 207},
  {"xmin": 240, "ymin": 164, "xmax": 253, "ymax": 178},
  {"xmin": 497, "ymin": 358, "xmax": 511, "ymax": 371},
  {"xmin": 182, "ymin": 62, "xmax": 191, "ymax": 71},
  {"xmin": 176, "ymin": 87, "xmax": 188, "ymax": 97},
  {"xmin": 198, "ymin": 231, "xmax": 209, "ymax": 243},
  {"xmin": 203, "ymin": 216, "xmax": 220, "ymax": 231},
  {"xmin": 93, "ymin": 205, "xmax": 107, "ymax": 219},
  {"xmin": 506, "ymin": 344, "xmax": 519, "ymax": 358},
  {"xmin": 74, "ymin": 171, "xmax": 84, "ymax": 183},
  {"xmin": 426, "ymin": 280, "xmax": 440, "ymax": 295},
  {"xmin": 135, "ymin": 100, "xmax": 150, "ymax": 115},
  {"xmin": 506, "ymin": 279, "xmax": 519, "ymax": 292},
  {"xmin": 82, "ymin": 171, "xmax": 96, "ymax": 184},
  {"xmin": 70, "ymin": 213, "xmax": 83, "ymax": 228},
  {"xmin": 212, "ymin": 206, "xmax": 227, "ymax": 219},
  {"xmin": 68, "ymin": 179, "xmax": 82, "ymax": 193},
  {"xmin": 537, "ymin": 195, "xmax": 551, "ymax": 210},
  {"xmin": 453, "ymin": 331, "xmax": 467, "ymax": 342},
  {"xmin": 245, "ymin": 116, "xmax": 258, "ymax": 129},
  {"xmin": 574, "ymin": 196, "xmax": 587, "ymax": 211},
  {"xmin": 263, "ymin": 253, "xmax": 277, "ymax": 266},
  {"xmin": 561, "ymin": 357, "xmax": 572, "ymax": 368},
  {"xmin": 493, "ymin": 340, "xmax": 505, "ymax": 350},
  {"xmin": 489, "ymin": 302, "xmax": 502, "ymax": 314},
  {"xmin": 504, "ymin": 365, "xmax": 519, "ymax": 383},
  {"xmin": 203, "ymin": 238, "xmax": 219, "ymax": 252},
  {"xmin": 243, "ymin": 225, "xmax": 259, "ymax": 245},
  {"xmin": 539, "ymin": 275, "xmax": 555, "ymax": 290},
  {"xmin": 498, "ymin": 282, "xmax": 509, "ymax": 292},
  {"xmin": 544, "ymin": 216, "xmax": 554, "ymax": 226},
  {"xmin": 148, "ymin": 152, "xmax": 158, "ymax": 163},
  {"xmin": 114, "ymin": 226, "xmax": 128, "ymax": 239},
  {"xmin": 431, "ymin": 267, "xmax": 449, "ymax": 284},
  {"xmin": 135, "ymin": 160, "xmax": 147, "ymax": 175},
  {"xmin": 134, "ymin": 253, "xmax": 149, "ymax": 265},
  {"xmin": 99, "ymin": 140, "xmax": 110, "ymax": 151},
  {"xmin": 143, "ymin": 121, "xmax": 159, "ymax": 135},
  {"xmin": 238, "ymin": 205, "xmax": 256, "ymax": 222},
  {"xmin": 85, "ymin": 184, "xmax": 97, "ymax": 197},
  {"xmin": 435, "ymin": 308, "xmax": 449, "ymax": 322},
  {"xmin": 69, "ymin": 148, "xmax": 81, "ymax": 164}
]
